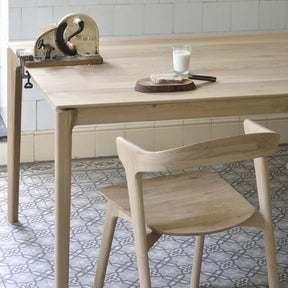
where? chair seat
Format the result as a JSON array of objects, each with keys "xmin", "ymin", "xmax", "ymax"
[{"xmin": 101, "ymin": 171, "xmax": 255, "ymax": 236}]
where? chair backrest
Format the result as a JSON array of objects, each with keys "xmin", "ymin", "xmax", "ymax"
[
  {"xmin": 116, "ymin": 119, "xmax": 279, "ymax": 175},
  {"xmin": 116, "ymin": 119, "xmax": 280, "ymax": 263}
]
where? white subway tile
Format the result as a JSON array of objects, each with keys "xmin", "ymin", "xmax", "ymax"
[
  {"xmin": 125, "ymin": 122, "xmax": 154, "ymax": 150},
  {"xmin": 174, "ymin": 3, "xmax": 203, "ymax": 34},
  {"xmin": 22, "ymin": 7, "xmax": 53, "ymax": 40},
  {"xmin": 267, "ymin": 114, "xmax": 288, "ymax": 144},
  {"xmin": 211, "ymin": 117, "xmax": 240, "ymax": 140},
  {"xmin": 154, "ymin": 120, "xmax": 183, "ymax": 150},
  {"xmin": 9, "ymin": 8, "xmax": 21, "ymax": 40},
  {"xmin": 37, "ymin": 0, "xmax": 68, "ymax": 6},
  {"xmin": 69, "ymin": 0, "xmax": 99, "ymax": 5},
  {"xmin": 84, "ymin": 5, "xmax": 114, "ymax": 36},
  {"xmin": 144, "ymin": 4, "xmax": 173, "ymax": 35},
  {"xmin": 36, "ymin": 100, "xmax": 55, "ymax": 130},
  {"xmin": 161, "ymin": 0, "xmax": 192, "ymax": 3},
  {"xmin": 203, "ymin": 2, "xmax": 231, "ymax": 32},
  {"xmin": 22, "ymin": 81, "xmax": 44, "ymax": 101},
  {"xmin": 54, "ymin": 6, "xmax": 84, "ymax": 23},
  {"xmin": 131, "ymin": 0, "xmax": 158, "ymax": 3},
  {"xmin": 72, "ymin": 128, "xmax": 95, "ymax": 158},
  {"xmin": 259, "ymin": 0, "xmax": 286, "ymax": 31},
  {"xmin": 20, "ymin": 132, "xmax": 34, "ymax": 163},
  {"xmin": 183, "ymin": 119, "xmax": 211, "ymax": 145},
  {"xmin": 287, "ymin": 0, "xmax": 288, "ymax": 29},
  {"xmin": 9, "ymin": 0, "xmax": 37, "ymax": 8},
  {"xmin": 99, "ymin": 0, "xmax": 129, "ymax": 4},
  {"xmin": 0, "ymin": 143, "xmax": 7, "ymax": 166},
  {"xmin": 95, "ymin": 125, "xmax": 125, "ymax": 157},
  {"xmin": 34, "ymin": 131, "xmax": 55, "ymax": 161},
  {"xmin": 231, "ymin": 1, "xmax": 259, "ymax": 32},
  {"xmin": 114, "ymin": 5, "xmax": 144, "ymax": 36},
  {"xmin": 21, "ymin": 101, "xmax": 36, "ymax": 131}
]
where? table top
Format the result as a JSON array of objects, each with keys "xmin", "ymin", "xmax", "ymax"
[{"xmin": 9, "ymin": 32, "xmax": 288, "ymax": 111}]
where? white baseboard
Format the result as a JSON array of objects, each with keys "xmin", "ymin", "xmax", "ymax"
[{"xmin": 1, "ymin": 115, "xmax": 288, "ymax": 165}]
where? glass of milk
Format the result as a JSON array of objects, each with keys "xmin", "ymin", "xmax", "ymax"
[{"xmin": 173, "ymin": 45, "xmax": 191, "ymax": 75}]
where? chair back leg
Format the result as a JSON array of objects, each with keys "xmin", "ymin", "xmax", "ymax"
[
  {"xmin": 190, "ymin": 235, "xmax": 205, "ymax": 288},
  {"xmin": 254, "ymin": 157, "xmax": 279, "ymax": 288}
]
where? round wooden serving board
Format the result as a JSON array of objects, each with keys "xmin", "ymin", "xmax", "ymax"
[{"xmin": 135, "ymin": 78, "xmax": 196, "ymax": 93}]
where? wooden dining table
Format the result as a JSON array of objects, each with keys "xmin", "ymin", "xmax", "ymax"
[{"xmin": 7, "ymin": 32, "xmax": 288, "ymax": 288}]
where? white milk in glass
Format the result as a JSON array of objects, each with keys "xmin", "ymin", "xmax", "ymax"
[{"xmin": 173, "ymin": 45, "xmax": 191, "ymax": 75}]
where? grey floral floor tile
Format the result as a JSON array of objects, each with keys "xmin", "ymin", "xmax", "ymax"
[{"xmin": 0, "ymin": 147, "xmax": 288, "ymax": 287}]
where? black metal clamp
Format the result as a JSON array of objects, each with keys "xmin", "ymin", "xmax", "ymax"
[
  {"xmin": 17, "ymin": 49, "xmax": 34, "ymax": 89},
  {"xmin": 24, "ymin": 71, "xmax": 33, "ymax": 89}
]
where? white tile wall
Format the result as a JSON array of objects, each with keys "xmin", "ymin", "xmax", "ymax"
[
  {"xmin": 0, "ymin": 0, "xmax": 288, "ymax": 162},
  {"xmin": 259, "ymin": 0, "xmax": 286, "ymax": 31},
  {"xmin": 287, "ymin": 1, "xmax": 288, "ymax": 28},
  {"xmin": 20, "ymin": 132, "xmax": 34, "ymax": 162},
  {"xmin": 6, "ymin": 1, "xmax": 288, "ymax": 40},
  {"xmin": 22, "ymin": 80, "xmax": 44, "ymax": 101},
  {"xmin": 0, "ymin": 0, "xmax": 8, "ymax": 124},
  {"xmin": 231, "ymin": 1, "xmax": 259, "ymax": 31},
  {"xmin": 211, "ymin": 117, "xmax": 240, "ymax": 140},
  {"xmin": 125, "ymin": 122, "xmax": 154, "ymax": 150},
  {"xmin": 144, "ymin": 4, "xmax": 173, "ymax": 35},
  {"xmin": 203, "ymin": 2, "xmax": 231, "ymax": 32},
  {"xmin": 183, "ymin": 118, "xmax": 211, "ymax": 145},
  {"xmin": 72, "ymin": 127, "xmax": 96, "ymax": 159},
  {"xmin": 154, "ymin": 120, "xmax": 183, "ymax": 150},
  {"xmin": 54, "ymin": 6, "xmax": 84, "ymax": 23},
  {"xmin": 69, "ymin": 0, "xmax": 99, "ymax": 5},
  {"xmin": 114, "ymin": 5, "xmax": 144, "ymax": 35},
  {"xmin": 21, "ymin": 101, "xmax": 37, "ymax": 131},
  {"xmin": 37, "ymin": 0, "xmax": 68, "ymax": 6},
  {"xmin": 84, "ymin": 5, "xmax": 114, "ymax": 36},
  {"xmin": 174, "ymin": 3, "xmax": 203, "ymax": 33},
  {"xmin": 9, "ymin": 8, "xmax": 21, "ymax": 40},
  {"xmin": 36, "ymin": 100, "xmax": 55, "ymax": 130},
  {"xmin": 22, "ymin": 7, "xmax": 53, "ymax": 40},
  {"xmin": 0, "ymin": 142, "xmax": 7, "ymax": 165},
  {"xmin": 9, "ymin": 0, "xmax": 37, "ymax": 8},
  {"xmin": 95, "ymin": 124, "xmax": 125, "ymax": 157}
]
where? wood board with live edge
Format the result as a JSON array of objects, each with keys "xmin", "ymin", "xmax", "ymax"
[{"xmin": 135, "ymin": 78, "xmax": 196, "ymax": 93}]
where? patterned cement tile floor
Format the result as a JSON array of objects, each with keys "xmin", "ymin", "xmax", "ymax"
[{"xmin": 0, "ymin": 146, "xmax": 288, "ymax": 288}]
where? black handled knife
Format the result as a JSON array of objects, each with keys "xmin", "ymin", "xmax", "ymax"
[{"xmin": 188, "ymin": 74, "xmax": 217, "ymax": 82}]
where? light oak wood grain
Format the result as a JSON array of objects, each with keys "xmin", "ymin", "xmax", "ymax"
[
  {"xmin": 7, "ymin": 48, "xmax": 22, "ymax": 223},
  {"xmin": 9, "ymin": 32, "xmax": 288, "ymax": 114}
]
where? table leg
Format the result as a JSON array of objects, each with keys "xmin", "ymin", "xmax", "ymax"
[
  {"xmin": 55, "ymin": 109, "xmax": 76, "ymax": 288},
  {"xmin": 7, "ymin": 48, "xmax": 22, "ymax": 223}
]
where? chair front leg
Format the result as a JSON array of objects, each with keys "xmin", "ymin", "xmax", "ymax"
[{"xmin": 94, "ymin": 202, "xmax": 119, "ymax": 288}]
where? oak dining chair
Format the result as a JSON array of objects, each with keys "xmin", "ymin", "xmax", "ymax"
[{"xmin": 94, "ymin": 119, "xmax": 280, "ymax": 288}]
